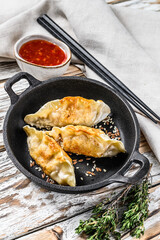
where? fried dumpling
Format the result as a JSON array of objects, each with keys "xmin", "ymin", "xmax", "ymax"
[
  {"xmin": 23, "ymin": 125, "xmax": 76, "ymax": 187},
  {"xmin": 47, "ymin": 125, "xmax": 126, "ymax": 158},
  {"xmin": 24, "ymin": 96, "xmax": 110, "ymax": 129}
]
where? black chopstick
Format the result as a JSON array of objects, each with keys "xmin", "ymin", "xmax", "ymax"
[{"xmin": 37, "ymin": 14, "xmax": 159, "ymax": 124}]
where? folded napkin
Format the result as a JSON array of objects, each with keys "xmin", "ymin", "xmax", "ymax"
[{"xmin": 1, "ymin": 0, "xmax": 160, "ymax": 161}]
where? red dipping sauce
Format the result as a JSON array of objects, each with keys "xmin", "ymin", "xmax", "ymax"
[{"xmin": 19, "ymin": 39, "xmax": 67, "ymax": 66}]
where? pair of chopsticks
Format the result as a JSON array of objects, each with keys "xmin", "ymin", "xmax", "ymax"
[{"xmin": 37, "ymin": 14, "xmax": 160, "ymax": 124}]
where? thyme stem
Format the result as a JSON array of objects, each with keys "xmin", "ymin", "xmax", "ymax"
[{"xmin": 75, "ymin": 165, "xmax": 151, "ymax": 240}]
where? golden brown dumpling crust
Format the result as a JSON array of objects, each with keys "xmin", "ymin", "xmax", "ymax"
[
  {"xmin": 47, "ymin": 125, "xmax": 126, "ymax": 158},
  {"xmin": 24, "ymin": 96, "xmax": 110, "ymax": 129},
  {"xmin": 23, "ymin": 125, "xmax": 76, "ymax": 186}
]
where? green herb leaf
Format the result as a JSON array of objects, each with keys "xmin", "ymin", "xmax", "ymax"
[{"xmin": 75, "ymin": 177, "xmax": 150, "ymax": 240}]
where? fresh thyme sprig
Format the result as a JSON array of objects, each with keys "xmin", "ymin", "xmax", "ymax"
[
  {"xmin": 75, "ymin": 174, "xmax": 150, "ymax": 240},
  {"xmin": 76, "ymin": 205, "xmax": 120, "ymax": 240},
  {"xmin": 121, "ymin": 179, "xmax": 149, "ymax": 238}
]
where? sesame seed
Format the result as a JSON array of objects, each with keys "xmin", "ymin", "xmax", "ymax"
[
  {"xmin": 46, "ymin": 177, "xmax": 50, "ymax": 182},
  {"xmin": 79, "ymin": 159, "xmax": 84, "ymax": 162},
  {"xmin": 95, "ymin": 167, "xmax": 102, "ymax": 172},
  {"xmin": 87, "ymin": 163, "xmax": 89, "ymax": 166},
  {"xmin": 76, "ymin": 166, "xmax": 79, "ymax": 169},
  {"xmin": 42, "ymin": 173, "xmax": 46, "ymax": 178},
  {"xmin": 30, "ymin": 161, "xmax": 35, "ymax": 167},
  {"xmin": 80, "ymin": 177, "xmax": 83, "ymax": 181},
  {"xmin": 50, "ymin": 180, "xmax": 54, "ymax": 184},
  {"xmin": 103, "ymin": 169, "xmax": 107, "ymax": 172},
  {"xmin": 93, "ymin": 164, "xmax": 96, "ymax": 168},
  {"xmin": 35, "ymin": 166, "xmax": 42, "ymax": 171}
]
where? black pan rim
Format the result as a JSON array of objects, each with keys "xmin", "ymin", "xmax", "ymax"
[{"xmin": 3, "ymin": 75, "xmax": 140, "ymax": 193}]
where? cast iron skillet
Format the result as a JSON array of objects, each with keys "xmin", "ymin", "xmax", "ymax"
[{"xmin": 3, "ymin": 72, "xmax": 150, "ymax": 194}]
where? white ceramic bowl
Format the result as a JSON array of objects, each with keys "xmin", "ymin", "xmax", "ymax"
[{"xmin": 14, "ymin": 35, "xmax": 71, "ymax": 81}]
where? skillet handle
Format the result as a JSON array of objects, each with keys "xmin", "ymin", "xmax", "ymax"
[
  {"xmin": 108, "ymin": 151, "xmax": 150, "ymax": 184},
  {"xmin": 5, "ymin": 72, "xmax": 41, "ymax": 104}
]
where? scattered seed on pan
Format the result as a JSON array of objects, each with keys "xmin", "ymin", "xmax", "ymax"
[
  {"xmin": 111, "ymin": 134, "xmax": 116, "ymax": 139},
  {"xmin": 87, "ymin": 163, "xmax": 89, "ymax": 166},
  {"xmin": 87, "ymin": 171, "xmax": 95, "ymax": 176},
  {"xmin": 92, "ymin": 172, "xmax": 95, "ymax": 176},
  {"xmin": 96, "ymin": 167, "xmax": 102, "ymax": 172},
  {"xmin": 91, "ymin": 168, "xmax": 94, "ymax": 172},
  {"xmin": 50, "ymin": 179, "xmax": 54, "ymax": 184},
  {"xmin": 79, "ymin": 159, "xmax": 84, "ymax": 162},
  {"xmin": 80, "ymin": 177, "xmax": 83, "ymax": 181},
  {"xmin": 42, "ymin": 173, "xmax": 46, "ymax": 178},
  {"xmin": 76, "ymin": 166, "xmax": 79, "ymax": 169},
  {"xmin": 92, "ymin": 160, "xmax": 96, "ymax": 163},
  {"xmin": 46, "ymin": 177, "xmax": 50, "ymax": 183},
  {"xmin": 30, "ymin": 161, "xmax": 35, "ymax": 167},
  {"xmin": 85, "ymin": 173, "xmax": 89, "ymax": 176},
  {"xmin": 103, "ymin": 169, "xmax": 107, "ymax": 172},
  {"xmin": 35, "ymin": 166, "xmax": 42, "ymax": 171}
]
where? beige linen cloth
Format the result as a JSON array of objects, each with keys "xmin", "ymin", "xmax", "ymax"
[{"xmin": 1, "ymin": 0, "xmax": 160, "ymax": 161}]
